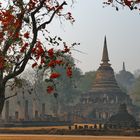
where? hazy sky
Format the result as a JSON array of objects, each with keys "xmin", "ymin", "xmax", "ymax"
[{"xmin": 49, "ymin": 0, "xmax": 140, "ymax": 73}]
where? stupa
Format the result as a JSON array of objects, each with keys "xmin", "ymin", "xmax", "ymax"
[
  {"xmin": 116, "ymin": 62, "xmax": 135, "ymax": 91},
  {"xmin": 106, "ymin": 104, "xmax": 138, "ymax": 129},
  {"xmin": 68, "ymin": 37, "xmax": 139, "ymax": 123}
]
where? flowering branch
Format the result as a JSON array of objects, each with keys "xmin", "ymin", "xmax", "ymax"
[
  {"xmin": 37, "ymin": 1, "xmax": 67, "ymax": 30},
  {"xmin": 104, "ymin": 0, "xmax": 140, "ymax": 11}
]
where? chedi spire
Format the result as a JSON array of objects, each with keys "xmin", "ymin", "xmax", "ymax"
[
  {"xmin": 101, "ymin": 36, "xmax": 110, "ymax": 66},
  {"xmin": 123, "ymin": 62, "xmax": 126, "ymax": 71}
]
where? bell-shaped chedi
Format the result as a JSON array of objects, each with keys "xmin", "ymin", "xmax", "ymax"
[
  {"xmin": 116, "ymin": 62, "xmax": 135, "ymax": 91},
  {"xmin": 93, "ymin": 36, "xmax": 123, "ymax": 92},
  {"xmin": 106, "ymin": 104, "xmax": 138, "ymax": 129},
  {"xmin": 78, "ymin": 36, "xmax": 135, "ymax": 122},
  {"xmin": 63, "ymin": 36, "xmax": 140, "ymax": 124},
  {"xmin": 89, "ymin": 36, "xmax": 133, "ymax": 109}
]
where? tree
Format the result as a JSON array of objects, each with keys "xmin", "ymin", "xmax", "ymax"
[
  {"xmin": 134, "ymin": 69, "xmax": 140, "ymax": 78},
  {"xmin": 32, "ymin": 56, "xmax": 82, "ymax": 115},
  {"xmin": 78, "ymin": 71, "xmax": 96, "ymax": 92},
  {"xmin": 129, "ymin": 76, "xmax": 140, "ymax": 106},
  {"xmin": 54, "ymin": 61, "xmax": 82, "ymax": 105},
  {"xmin": 104, "ymin": 0, "xmax": 140, "ymax": 11},
  {"xmin": 116, "ymin": 70, "xmax": 135, "ymax": 92},
  {"xmin": 0, "ymin": 0, "xmax": 78, "ymax": 115}
]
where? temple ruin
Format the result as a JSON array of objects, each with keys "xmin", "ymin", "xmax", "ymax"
[{"xmin": 65, "ymin": 37, "xmax": 140, "ymax": 124}]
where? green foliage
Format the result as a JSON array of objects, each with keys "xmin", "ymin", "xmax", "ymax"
[
  {"xmin": 29, "ymin": 56, "xmax": 82, "ymax": 114},
  {"xmin": 130, "ymin": 76, "xmax": 140, "ymax": 106},
  {"xmin": 54, "ymin": 62, "xmax": 82, "ymax": 105},
  {"xmin": 78, "ymin": 71, "xmax": 96, "ymax": 92},
  {"xmin": 134, "ymin": 69, "xmax": 140, "ymax": 78},
  {"xmin": 116, "ymin": 70, "xmax": 135, "ymax": 92}
]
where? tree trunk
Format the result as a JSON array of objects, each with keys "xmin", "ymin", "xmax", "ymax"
[{"xmin": 0, "ymin": 84, "xmax": 5, "ymax": 115}]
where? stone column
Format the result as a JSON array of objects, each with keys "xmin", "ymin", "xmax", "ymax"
[
  {"xmin": 25, "ymin": 100, "xmax": 29, "ymax": 120},
  {"xmin": 32, "ymin": 99, "xmax": 36, "ymax": 119},
  {"xmin": 15, "ymin": 111, "xmax": 19, "ymax": 120},
  {"xmin": 41, "ymin": 103, "xmax": 45, "ymax": 116},
  {"xmin": 116, "ymin": 96, "xmax": 118, "ymax": 103},
  {"xmin": 0, "ymin": 113, "xmax": 2, "ymax": 119},
  {"xmin": 16, "ymin": 101, "xmax": 23, "ymax": 120},
  {"xmin": 5, "ymin": 100, "xmax": 9, "ymax": 121},
  {"xmin": 35, "ymin": 110, "xmax": 39, "ymax": 119}
]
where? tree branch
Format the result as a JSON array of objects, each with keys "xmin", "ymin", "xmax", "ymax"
[
  {"xmin": 2, "ymin": 1, "xmax": 67, "ymax": 84},
  {"xmin": 115, "ymin": 0, "xmax": 124, "ymax": 5},
  {"xmin": 2, "ymin": 12, "xmax": 24, "ymax": 56},
  {"xmin": 3, "ymin": 11, "xmax": 38, "ymax": 84},
  {"xmin": 32, "ymin": 0, "xmax": 46, "ymax": 15},
  {"xmin": 3, "ymin": 35, "xmax": 37, "ymax": 84},
  {"xmin": 37, "ymin": 1, "xmax": 67, "ymax": 30},
  {"xmin": 5, "ymin": 92, "xmax": 17, "ymax": 100}
]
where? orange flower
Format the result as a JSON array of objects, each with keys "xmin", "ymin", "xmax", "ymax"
[
  {"xmin": 32, "ymin": 48, "xmax": 36, "ymax": 53},
  {"xmin": 24, "ymin": 43, "xmax": 29, "ymax": 47},
  {"xmin": 36, "ymin": 41, "xmax": 44, "ymax": 55},
  {"xmin": 24, "ymin": 32, "xmax": 29, "ymax": 38},
  {"xmin": 29, "ymin": 0, "xmax": 36, "ymax": 10},
  {"xmin": 41, "ymin": 58, "xmax": 45, "ymax": 64},
  {"xmin": 62, "ymin": 46, "xmax": 70, "ymax": 53},
  {"xmin": 0, "ymin": 56, "xmax": 5, "ymax": 70},
  {"xmin": 48, "ymin": 60, "xmax": 56, "ymax": 67},
  {"xmin": 47, "ymin": 86, "xmax": 54, "ymax": 94},
  {"xmin": 32, "ymin": 62, "xmax": 37, "ymax": 68},
  {"xmin": 50, "ymin": 72, "xmax": 60, "ymax": 79},
  {"xmin": 48, "ymin": 48, "xmax": 54, "ymax": 58},
  {"xmin": 20, "ymin": 43, "xmax": 28, "ymax": 53},
  {"xmin": 48, "ymin": 60, "xmax": 63, "ymax": 67},
  {"xmin": 55, "ymin": 60, "xmax": 63, "ymax": 65},
  {"xmin": 124, "ymin": 0, "xmax": 131, "ymax": 7},
  {"xmin": 15, "ymin": 19, "xmax": 22, "ymax": 29},
  {"xmin": 136, "ymin": 0, "xmax": 140, "ymax": 3},
  {"xmin": 0, "ymin": 32, "xmax": 3, "ymax": 39},
  {"xmin": 66, "ymin": 66, "xmax": 72, "ymax": 77},
  {"xmin": 1, "ymin": 11, "xmax": 14, "ymax": 27}
]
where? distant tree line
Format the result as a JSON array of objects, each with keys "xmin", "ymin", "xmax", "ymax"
[{"xmin": 5, "ymin": 56, "xmax": 140, "ymax": 113}]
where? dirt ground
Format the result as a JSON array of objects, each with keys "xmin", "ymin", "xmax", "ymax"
[{"xmin": 0, "ymin": 135, "xmax": 140, "ymax": 140}]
